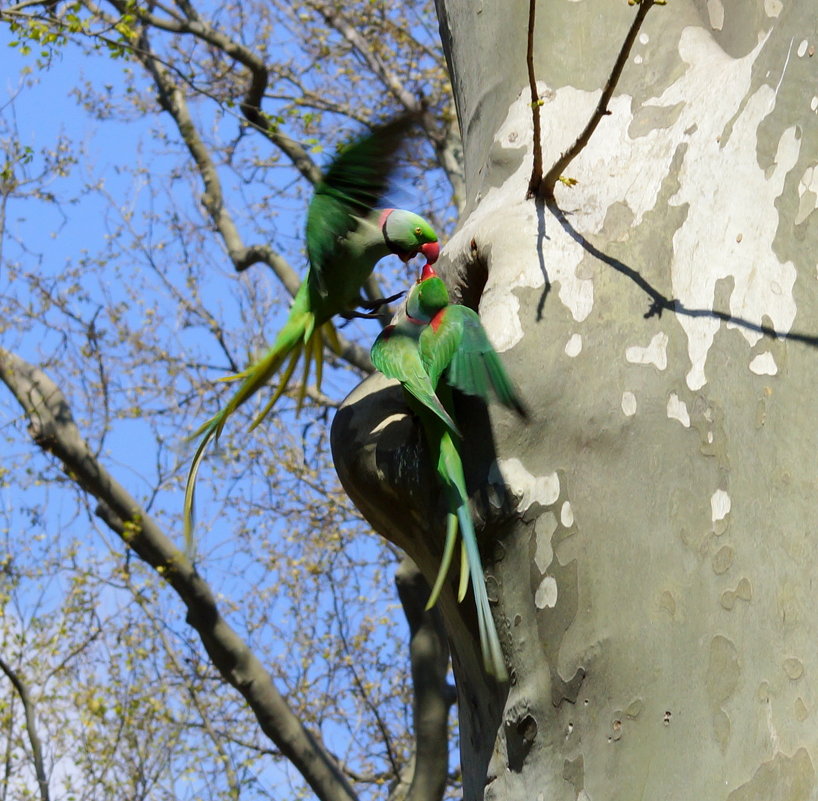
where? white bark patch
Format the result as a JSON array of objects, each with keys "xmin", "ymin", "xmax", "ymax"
[
  {"xmin": 491, "ymin": 458, "xmax": 560, "ymax": 513},
  {"xmin": 711, "ymin": 489, "xmax": 731, "ymax": 522},
  {"xmin": 479, "ymin": 287, "xmax": 523, "ymax": 353},
  {"xmin": 445, "ymin": 87, "xmax": 599, "ymax": 346},
  {"xmin": 706, "ymin": 0, "xmax": 724, "ymax": 30},
  {"xmin": 564, "ymin": 333, "xmax": 582, "ymax": 357},
  {"xmin": 534, "ymin": 576, "xmax": 558, "ymax": 609},
  {"xmin": 812, "ymin": 96, "xmax": 818, "ymax": 113},
  {"xmin": 666, "ymin": 393, "xmax": 691, "ymax": 427},
  {"xmin": 561, "ymin": 501, "xmax": 574, "ymax": 528},
  {"xmin": 764, "ymin": 0, "xmax": 782, "ymax": 16},
  {"xmin": 621, "ymin": 391, "xmax": 637, "ymax": 416},
  {"xmin": 625, "ymin": 332, "xmax": 668, "ymax": 370},
  {"xmin": 654, "ymin": 28, "xmax": 799, "ymax": 390},
  {"xmin": 534, "ymin": 512, "xmax": 557, "ymax": 572},
  {"xmin": 796, "ymin": 165, "xmax": 818, "ymax": 225},
  {"xmin": 749, "ymin": 351, "xmax": 778, "ymax": 375}
]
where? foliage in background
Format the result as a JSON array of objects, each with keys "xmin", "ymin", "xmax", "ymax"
[{"xmin": 0, "ymin": 1, "xmax": 460, "ymax": 798}]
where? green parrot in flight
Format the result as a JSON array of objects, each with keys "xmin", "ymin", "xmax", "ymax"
[
  {"xmin": 185, "ymin": 116, "xmax": 439, "ymax": 545},
  {"xmin": 370, "ymin": 264, "xmax": 526, "ymax": 680}
]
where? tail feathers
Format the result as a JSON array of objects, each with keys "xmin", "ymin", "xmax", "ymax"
[
  {"xmin": 457, "ymin": 539, "xmax": 469, "ymax": 603},
  {"xmin": 322, "ymin": 319, "xmax": 342, "ymax": 357},
  {"xmin": 185, "ymin": 310, "xmax": 328, "ymax": 551},
  {"xmin": 249, "ymin": 344, "xmax": 304, "ymax": 431},
  {"xmin": 183, "ymin": 421, "xmax": 218, "ymax": 557},
  {"xmin": 425, "ymin": 511, "xmax": 459, "ymax": 611},
  {"xmin": 433, "ymin": 430, "xmax": 507, "ymax": 680},
  {"xmin": 457, "ymin": 504, "xmax": 508, "ymax": 681}
]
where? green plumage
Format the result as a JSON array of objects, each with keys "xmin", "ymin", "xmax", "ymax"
[
  {"xmin": 370, "ymin": 269, "xmax": 526, "ymax": 680},
  {"xmin": 420, "ymin": 303, "xmax": 528, "ymax": 418},
  {"xmin": 184, "ymin": 115, "xmax": 438, "ymax": 549}
]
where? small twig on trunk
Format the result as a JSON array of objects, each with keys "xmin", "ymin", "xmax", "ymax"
[
  {"xmin": 540, "ymin": 0, "xmax": 663, "ymax": 200},
  {"xmin": 525, "ymin": 0, "xmax": 543, "ymax": 198}
]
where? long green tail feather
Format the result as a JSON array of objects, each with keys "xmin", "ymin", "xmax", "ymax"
[
  {"xmin": 297, "ymin": 337, "xmax": 314, "ymax": 412},
  {"xmin": 322, "ymin": 319, "xmax": 342, "ymax": 356},
  {"xmin": 426, "ymin": 511, "xmax": 459, "ymax": 611},
  {"xmin": 313, "ymin": 327, "xmax": 325, "ymax": 394},
  {"xmin": 184, "ymin": 310, "xmax": 314, "ymax": 550},
  {"xmin": 457, "ymin": 503, "xmax": 507, "ymax": 681},
  {"xmin": 457, "ymin": 539, "xmax": 469, "ymax": 603},
  {"xmin": 436, "ymin": 426, "xmax": 508, "ymax": 680},
  {"xmin": 249, "ymin": 343, "xmax": 304, "ymax": 431},
  {"xmin": 183, "ymin": 422, "xmax": 218, "ymax": 557}
]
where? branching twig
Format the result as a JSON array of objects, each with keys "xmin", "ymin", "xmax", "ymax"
[{"xmin": 539, "ymin": 0, "xmax": 661, "ymax": 200}]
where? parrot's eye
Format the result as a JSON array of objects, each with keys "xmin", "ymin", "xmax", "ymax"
[{"xmin": 414, "ymin": 226, "xmax": 422, "ymax": 235}]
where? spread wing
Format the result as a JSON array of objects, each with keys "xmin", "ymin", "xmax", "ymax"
[
  {"xmin": 306, "ymin": 114, "xmax": 418, "ymax": 292},
  {"xmin": 421, "ymin": 305, "xmax": 527, "ymax": 418}
]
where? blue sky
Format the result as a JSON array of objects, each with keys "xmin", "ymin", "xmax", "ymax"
[{"xmin": 0, "ymin": 12, "xmax": 457, "ymax": 799}]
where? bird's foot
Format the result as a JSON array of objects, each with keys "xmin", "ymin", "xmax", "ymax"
[{"xmin": 358, "ymin": 290, "xmax": 406, "ymax": 311}]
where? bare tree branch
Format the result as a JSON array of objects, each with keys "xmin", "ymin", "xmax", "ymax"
[
  {"xmin": 101, "ymin": 0, "xmax": 324, "ymax": 185},
  {"xmin": 93, "ymin": 18, "xmax": 375, "ymax": 376},
  {"xmin": 0, "ymin": 656, "xmax": 49, "ymax": 801},
  {"xmin": 0, "ymin": 346, "xmax": 359, "ymax": 801},
  {"xmin": 390, "ymin": 558, "xmax": 454, "ymax": 801},
  {"xmin": 126, "ymin": 25, "xmax": 301, "ymax": 285}
]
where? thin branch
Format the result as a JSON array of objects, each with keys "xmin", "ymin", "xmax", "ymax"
[
  {"xmin": 130, "ymin": 585, "xmax": 241, "ymax": 801},
  {"xmin": 97, "ymin": 17, "xmax": 374, "ymax": 376},
  {"xmin": 540, "ymin": 0, "xmax": 661, "ymax": 199},
  {"xmin": 329, "ymin": 586, "xmax": 399, "ymax": 777},
  {"xmin": 311, "ymin": 2, "xmax": 420, "ymax": 114},
  {"xmin": 0, "ymin": 347, "xmax": 359, "ymax": 801},
  {"xmin": 526, "ymin": 0, "xmax": 543, "ymax": 198},
  {"xmin": 0, "ymin": 657, "xmax": 49, "ymax": 801}
]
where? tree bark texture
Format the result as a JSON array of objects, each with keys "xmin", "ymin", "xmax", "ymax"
[{"xmin": 333, "ymin": 1, "xmax": 818, "ymax": 799}]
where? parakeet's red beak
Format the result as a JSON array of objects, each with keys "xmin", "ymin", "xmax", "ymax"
[
  {"xmin": 420, "ymin": 263, "xmax": 438, "ymax": 280},
  {"xmin": 419, "ymin": 241, "xmax": 440, "ymax": 265}
]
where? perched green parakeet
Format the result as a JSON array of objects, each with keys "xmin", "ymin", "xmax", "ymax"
[
  {"xmin": 185, "ymin": 116, "xmax": 439, "ymax": 545},
  {"xmin": 370, "ymin": 264, "xmax": 526, "ymax": 680}
]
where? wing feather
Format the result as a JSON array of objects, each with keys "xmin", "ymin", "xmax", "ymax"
[{"xmin": 306, "ymin": 114, "xmax": 419, "ymax": 292}]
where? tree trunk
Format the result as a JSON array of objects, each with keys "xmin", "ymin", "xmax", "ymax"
[{"xmin": 333, "ymin": 0, "xmax": 818, "ymax": 798}]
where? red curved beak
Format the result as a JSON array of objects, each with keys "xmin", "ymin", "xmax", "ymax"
[{"xmin": 419, "ymin": 241, "xmax": 440, "ymax": 265}]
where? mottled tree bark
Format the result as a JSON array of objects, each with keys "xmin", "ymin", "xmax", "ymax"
[{"xmin": 333, "ymin": 0, "xmax": 818, "ymax": 799}]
